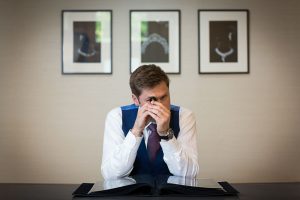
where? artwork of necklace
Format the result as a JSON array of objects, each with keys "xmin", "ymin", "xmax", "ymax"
[
  {"xmin": 215, "ymin": 47, "xmax": 234, "ymax": 62},
  {"xmin": 78, "ymin": 48, "xmax": 96, "ymax": 57},
  {"xmin": 141, "ymin": 33, "xmax": 169, "ymax": 55}
]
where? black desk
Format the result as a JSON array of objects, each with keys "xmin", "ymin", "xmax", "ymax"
[{"xmin": 0, "ymin": 182, "xmax": 299, "ymax": 200}]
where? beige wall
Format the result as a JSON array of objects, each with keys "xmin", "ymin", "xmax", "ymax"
[{"xmin": 0, "ymin": 0, "xmax": 299, "ymax": 184}]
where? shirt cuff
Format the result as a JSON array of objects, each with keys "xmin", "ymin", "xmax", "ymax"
[
  {"xmin": 124, "ymin": 130, "xmax": 143, "ymax": 152},
  {"xmin": 160, "ymin": 137, "xmax": 181, "ymax": 154}
]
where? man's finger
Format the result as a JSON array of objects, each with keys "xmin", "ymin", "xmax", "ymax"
[{"xmin": 147, "ymin": 111, "xmax": 159, "ymax": 122}]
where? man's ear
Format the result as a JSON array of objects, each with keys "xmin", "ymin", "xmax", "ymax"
[{"xmin": 132, "ymin": 94, "xmax": 140, "ymax": 106}]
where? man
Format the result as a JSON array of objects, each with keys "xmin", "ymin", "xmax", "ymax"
[{"xmin": 101, "ymin": 65, "xmax": 199, "ymax": 179}]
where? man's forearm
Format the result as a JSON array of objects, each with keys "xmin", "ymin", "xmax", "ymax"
[
  {"xmin": 101, "ymin": 131, "xmax": 142, "ymax": 179},
  {"xmin": 161, "ymin": 138, "xmax": 199, "ymax": 177}
]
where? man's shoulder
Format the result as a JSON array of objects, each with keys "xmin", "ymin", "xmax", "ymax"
[
  {"xmin": 170, "ymin": 105, "xmax": 195, "ymax": 119},
  {"xmin": 106, "ymin": 107, "xmax": 122, "ymax": 119},
  {"xmin": 178, "ymin": 106, "xmax": 195, "ymax": 119},
  {"xmin": 120, "ymin": 104, "xmax": 138, "ymax": 111},
  {"xmin": 170, "ymin": 104, "xmax": 180, "ymax": 112},
  {"xmin": 178, "ymin": 106, "xmax": 192, "ymax": 112},
  {"xmin": 171, "ymin": 105, "xmax": 192, "ymax": 113},
  {"xmin": 107, "ymin": 104, "xmax": 137, "ymax": 118}
]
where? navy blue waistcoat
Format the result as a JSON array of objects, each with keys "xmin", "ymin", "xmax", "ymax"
[{"xmin": 121, "ymin": 104, "xmax": 180, "ymax": 176}]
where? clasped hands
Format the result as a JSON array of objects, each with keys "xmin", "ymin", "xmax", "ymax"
[{"xmin": 131, "ymin": 101, "xmax": 170, "ymax": 137}]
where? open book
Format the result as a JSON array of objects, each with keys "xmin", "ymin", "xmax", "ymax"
[{"xmin": 72, "ymin": 175, "xmax": 239, "ymax": 197}]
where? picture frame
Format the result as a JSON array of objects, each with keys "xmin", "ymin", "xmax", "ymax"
[
  {"xmin": 130, "ymin": 10, "xmax": 181, "ymax": 74},
  {"xmin": 62, "ymin": 10, "xmax": 112, "ymax": 74},
  {"xmin": 198, "ymin": 10, "xmax": 249, "ymax": 74}
]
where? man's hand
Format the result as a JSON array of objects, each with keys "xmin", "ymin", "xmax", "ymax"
[
  {"xmin": 147, "ymin": 101, "xmax": 171, "ymax": 135},
  {"xmin": 131, "ymin": 103, "xmax": 151, "ymax": 137}
]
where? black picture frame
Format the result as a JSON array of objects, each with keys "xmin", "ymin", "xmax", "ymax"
[
  {"xmin": 62, "ymin": 10, "xmax": 112, "ymax": 74},
  {"xmin": 198, "ymin": 10, "xmax": 249, "ymax": 74},
  {"xmin": 130, "ymin": 10, "xmax": 181, "ymax": 74}
]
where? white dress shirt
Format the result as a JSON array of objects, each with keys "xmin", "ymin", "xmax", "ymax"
[{"xmin": 101, "ymin": 106, "xmax": 199, "ymax": 180}]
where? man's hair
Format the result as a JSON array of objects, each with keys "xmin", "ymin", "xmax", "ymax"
[{"xmin": 130, "ymin": 64, "xmax": 169, "ymax": 97}]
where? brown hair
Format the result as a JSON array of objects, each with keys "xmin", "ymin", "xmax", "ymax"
[{"xmin": 130, "ymin": 64, "xmax": 169, "ymax": 97}]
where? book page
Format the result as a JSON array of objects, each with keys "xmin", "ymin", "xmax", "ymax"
[
  {"xmin": 88, "ymin": 177, "xmax": 136, "ymax": 194},
  {"xmin": 167, "ymin": 176, "xmax": 224, "ymax": 190}
]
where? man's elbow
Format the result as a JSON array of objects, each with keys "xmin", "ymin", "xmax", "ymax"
[
  {"xmin": 101, "ymin": 164, "xmax": 132, "ymax": 180},
  {"xmin": 169, "ymin": 160, "xmax": 199, "ymax": 178}
]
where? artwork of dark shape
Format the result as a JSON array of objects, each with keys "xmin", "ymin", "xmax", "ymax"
[
  {"xmin": 73, "ymin": 21, "xmax": 101, "ymax": 63},
  {"xmin": 209, "ymin": 21, "xmax": 238, "ymax": 63},
  {"xmin": 141, "ymin": 21, "xmax": 169, "ymax": 63}
]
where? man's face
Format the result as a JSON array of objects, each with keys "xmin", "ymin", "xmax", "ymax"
[{"xmin": 133, "ymin": 81, "xmax": 170, "ymax": 109}]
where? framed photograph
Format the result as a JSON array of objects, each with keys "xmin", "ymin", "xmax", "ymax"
[
  {"xmin": 198, "ymin": 10, "xmax": 249, "ymax": 74},
  {"xmin": 62, "ymin": 10, "xmax": 112, "ymax": 74},
  {"xmin": 130, "ymin": 10, "xmax": 181, "ymax": 74}
]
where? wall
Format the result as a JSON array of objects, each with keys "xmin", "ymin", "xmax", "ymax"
[{"xmin": 0, "ymin": 0, "xmax": 299, "ymax": 183}]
